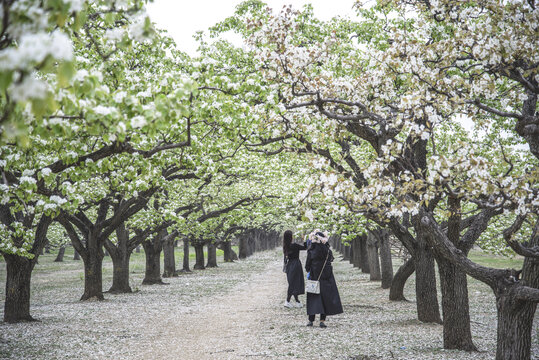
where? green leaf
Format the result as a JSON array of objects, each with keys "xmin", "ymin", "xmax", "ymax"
[
  {"xmin": 0, "ymin": 71, "xmax": 13, "ymax": 92},
  {"xmin": 57, "ymin": 61, "xmax": 75, "ymax": 87}
]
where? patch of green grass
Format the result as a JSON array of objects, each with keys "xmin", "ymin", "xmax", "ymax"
[{"xmin": 468, "ymin": 249, "xmax": 523, "ymax": 269}]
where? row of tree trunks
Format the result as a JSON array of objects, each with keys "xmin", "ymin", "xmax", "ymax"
[{"xmin": 238, "ymin": 228, "xmax": 280, "ymax": 259}]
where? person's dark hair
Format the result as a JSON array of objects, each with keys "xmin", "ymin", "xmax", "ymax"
[{"xmin": 283, "ymin": 230, "xmax": 293, "ymax": 254}]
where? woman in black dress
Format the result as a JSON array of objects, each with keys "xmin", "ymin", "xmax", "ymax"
[
  {"xmin": 283, "ymin": 230, "xmax": 307, "ymax": 308},
  {"xmin": 305, "ymin": 231, "xmax": 343, "ymax": 327}
]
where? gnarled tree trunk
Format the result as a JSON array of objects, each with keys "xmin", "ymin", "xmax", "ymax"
[
  {"xmin": 106, "ymin": 224, "xmax": 133, "ymax": 293},
  {"xmin": 163, "ymin": 235, "xmax": 178, "ymax": 277},
  {"xmin": 54, "ymin": 246, "xmax": 65, "ymax": 262},
  {"xmin": 193, "ymin": 243, "xmax": 205, "ymax": 270},
  {"xmin": 221, "ymin": 241, "xmax": 234, "ymax": 262},
  {"xmin": 3, "ymin": 255, "xmax": 35, "ymax": 323},
  {"xmin": 80, "ymin": 230, "xmax": 105, "ymax": 301},
  {"xmin": 389, "ymin": 256, "xmax": 415, "ymax": 301},
  {"xmin": 142, "ymin": 229, "xmax": 165, "ymax": 285},
  {"xmin": 437, "ymin": 256, "xmax": 476, "ymax": 350},
  {"xmin": 413, "ymin": 236, "xmax": 442, "ymax": 324},
  {"xmin": 206, "ymin": 242, "xmax": 218, "ymax": 268}
]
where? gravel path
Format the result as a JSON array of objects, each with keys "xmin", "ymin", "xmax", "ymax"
[
  {"xmin": 141, "ymin": 257, "xmax": 286, "ymax": 359},
  {"xmin": 1, "ymin": 249, "xmax": 537, "ymax": 359}
]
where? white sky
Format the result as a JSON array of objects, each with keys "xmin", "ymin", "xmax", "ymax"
[{"xmin": 146, "ymin": 0, "xmax": 359, "ymax": 55}]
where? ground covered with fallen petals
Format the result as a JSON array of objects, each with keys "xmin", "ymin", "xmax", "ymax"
[{"xmin": 0, "ymin": 249, "xmax": 537, "ymax": 359}]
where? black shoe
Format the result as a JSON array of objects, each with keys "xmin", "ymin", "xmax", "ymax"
[
  {"xmin": 319, "ymin": 322, "xmax": 327, "ymax": 328},
  {"xmin": 306, "ymin": 321, "xmax": 313, "ymax": 327}
]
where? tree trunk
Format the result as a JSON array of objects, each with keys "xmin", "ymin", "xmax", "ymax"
[
  {"xmin": 109, "ymin": 252, "xmax": 132, "ymax": 293},
  {"xmin": 54, "ymin": 246, "xmax": 66, "ymax": 262},
  {"xmin": 3, "ymin": 255, "xmax": 35, "ymax": 323},
  {"xmin": 181, "ymin": 238, "xmax": 191, "ymax": 272},
  {"xmin": 359, "ymin": 235, "xmax": 370, "ymax": 273},
  {"xmin": 222, "ymin": 241, "xmax": 233, "ymax": 262},
  {"xmin": 142, "ymin": 229, "xmax": 165, "ymax": 285},
  {"xmin": 80, "ymin": 231, "xmax": 105, "ymax": 301},
  {"xmin": 206, "ymin": 242, "xmax": 218, "ymax": 268},
  {"xmin": 73, "ymin": 249, "xmax": 80, "ymax": 260},
  {"xmin": 495, "ymin": 290, "xmax": 537, "ymax": 360},
  {"xmin": 343, "ymin": 243, "xmax": 351, "ymax": 261},
  {"xmin": 413, "ymin": 240, "xmax": 442, "ymax": 324},
  {"xmin": 379, "ymin": 230, "xmax": 394, "ymax": 289},
  {"xmin": 437, "ymin": 256, "xmax": 476, "ymax": 350},
  {"xmin": 494, "ymin": 228, "xmax": 539, "ymax": 360},
  {"xmin": 389, "ymin": 257, "xmax": 415, "ymax": 301},
  {"xmin": 367, "ymin": 233, "xmax": 381, "ymax": 281},
  {"xmin": 135, "ymin": 245, "xmax": 141, "ymax": 253},
  {"xmin": 193, "ymin": 243, "xmax": 205, "ymax": 269},
  {"xmin": 238, "ymin": 236, "xmax": 247, "ymax": 259},
  {"xmin": 351, "ymin": 237, "xmax": 360, "ymax": 268},
  {"xmin": 162, "ymin": 237, "xmax": 178, "ymax": 277},
  {"xmin": 106, "ymin": 224, "xmax": 133, "ymax": 293}
]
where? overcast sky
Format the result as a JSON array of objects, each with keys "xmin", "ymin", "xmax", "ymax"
[{"xmin": 146, "ymin": 0, "xmax": 359, "ymax": 55}]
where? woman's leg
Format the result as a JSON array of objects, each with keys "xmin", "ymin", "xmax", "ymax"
[
  {"xmin": 319, "ymin": 314, "xmax": 327, "ymax": 328},
  {"xmin": 308, "ymin": 315, "xmax": 315, "ymax": 322},
  {"xmin": 293, "ymin": 295, "xmax": 299, "ymax": 302},
  {"xmin": 287, "ymin": 294, "xmax": 292, "ymax": 302}
]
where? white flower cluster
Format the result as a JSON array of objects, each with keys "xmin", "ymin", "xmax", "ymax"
[{"xmin": 0, "ymin": 31, "xmax": 72, "ymax": 71}]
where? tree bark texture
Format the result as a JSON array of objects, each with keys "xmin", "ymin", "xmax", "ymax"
[
  {"xmin": 367, "ymin": 233, "xmax": 381, "ymax": 281},
  {"xmin": 494, "ymin": 226, "xmax": 539, "ymax": 360},
  {"xmin": 359, "ymin": 235, "xmax": 370, "ymax": 273},
  {"xmin": 413, "ymin": 239, "xmax": 442, "ymax": 324},
  {"xmin": 3, "ymin": 255, "xmax": 35, "ymax": 322},
  {"xmin": 182, "ymin": 238, "xmax": 191, "ymax": 272},
  {"xmin": 142, "ymin": 229, "xmax": 165, "ymax": 285},
  {"xmin": 80, "ymin": 230, "xmax": 105, "ymax": 301},
  {"xmin": 162, "ymin": 236, "xmax": 178, "ymax": 277},
  {"xmin": 193, "ymin": 243, "xmax": 205, "ymax": 270},
  {"xmin": 106, "ymin": 224, "xmax": 133, "ymax": 293},
  {"xmin": 206, "ymin": 242, "xmax": 218, "ymax": 268},
  {"xmin": 437, "ymin": 256, "xmax": 476, "ymax": 350},
  {"xmin": 351, "ymin": 237, "xmax": 361, "ymax": 268},
  {"xmin": 379, "ymin": 230, "xmax": 394, "ymax": 289}
]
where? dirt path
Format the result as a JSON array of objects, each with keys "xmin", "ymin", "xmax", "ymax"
[{"xmin": 142, "ymin": 257, "xmax": 289, "ymax": 359}]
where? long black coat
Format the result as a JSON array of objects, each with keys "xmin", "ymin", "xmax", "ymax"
[
  {"xmin": 285, "ymin": 243, "xmax": 307, "ymax": 296},
  {"xmin": 305, "ymin": 242, "xmax": 343, "ymax": 316}
]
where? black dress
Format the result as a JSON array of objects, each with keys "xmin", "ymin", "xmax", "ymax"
[
  {"xmin": 305, "ymin": 242, "xmax": 343, "ymax": 316},
  {"xmin": 285, "ymin": 243, "xmax": 307, "ymax": 296}
]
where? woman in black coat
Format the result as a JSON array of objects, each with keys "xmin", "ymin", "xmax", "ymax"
[
  {"xmin": 283, "ymin": 230, "xmax": 307, "ymax": 308},
  {"xmin": 305, "ymin": 231, "xmax": 343, "ymax": 327}
]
